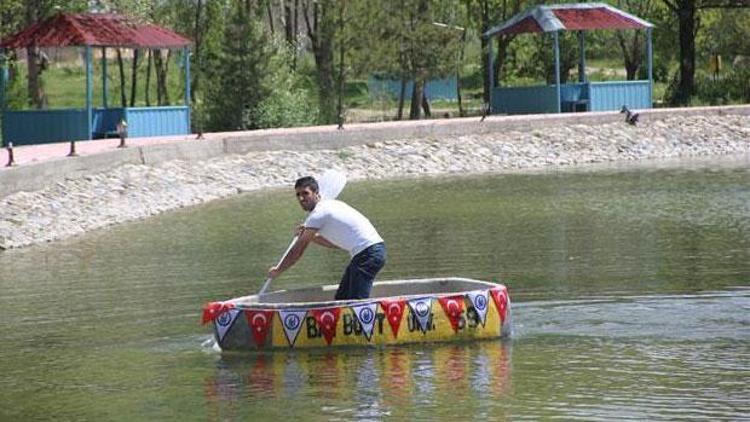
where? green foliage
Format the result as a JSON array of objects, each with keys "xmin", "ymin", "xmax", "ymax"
[
  {"xmin": 247, "ymin": 42, "xmax": 318, "ymax": 129},
  {"xmin": 695, "ymin": 67, "xmax": 750, "ymax": 105}
]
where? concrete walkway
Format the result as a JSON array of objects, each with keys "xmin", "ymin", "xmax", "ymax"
[{"xmin": 1, "ymin": 104, "xmax": 748, "ymax": 198}]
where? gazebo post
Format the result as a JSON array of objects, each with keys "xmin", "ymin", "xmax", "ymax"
[
  {"xmin": 487, "ymin": 37, "xmax": 494, "ymax": 114},
  {"xmin": 578, "ymin": 31, "xmax": 586, "ymax": 83},
  {"xmin": 0, "ymin": 48, "xmax": 6, "ymax": 113},
  {"xmin": 0, "ymin": 48, "xmax": 6, "ymax": 147},
  {"xmin": 101, "ymin": 47, "xmax": 108, "ymax": 108},
  {"xmin": 647, "ymin": 27, "xmax": 653, "ymax": 106},
  {"xmin": 85, "ymin": 46, "xmax": 93, "ymax": 140},
  {"xmin": 183, "ymin": 46, "xmax": 191, "ymax": 129},
  {"xmin": 553, "ymin": 31, "xmax": 561, "ymax": 113}
]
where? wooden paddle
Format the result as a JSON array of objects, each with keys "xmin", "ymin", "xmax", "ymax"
[{"xmin": 258, "ymin": 169, "xmax": 347, "ymax": 294}]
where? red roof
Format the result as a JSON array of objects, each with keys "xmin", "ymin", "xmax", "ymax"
[
  {"xmin": 484, "ymin": 3, "xmax": 653, "ymax": 38},
  {"xmin": 0, "ymin": 13, "xmax": 191, "ymax": 49}
]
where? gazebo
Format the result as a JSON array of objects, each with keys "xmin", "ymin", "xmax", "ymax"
[
  {"xmin": 483, "ymin": 3, "xmax": 654, "ymax": 115},
  {"xmin": 0, "ymin": 12, "xmax": 191, "ymax": 146}
]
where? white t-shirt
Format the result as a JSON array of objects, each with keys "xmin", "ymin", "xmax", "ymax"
[{"xmin": 304, "ymin": 199, "xmax": 383, "ymax": 257}]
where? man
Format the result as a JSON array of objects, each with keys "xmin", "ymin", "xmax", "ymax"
[{"xmin": 268, "ymin": 176, "xmax": 386, "ymax": 300}]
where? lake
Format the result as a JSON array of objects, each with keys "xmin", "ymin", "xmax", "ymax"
[{"xmin": 1, "ymin": 157, "xmax": 748, "ymax": 420}]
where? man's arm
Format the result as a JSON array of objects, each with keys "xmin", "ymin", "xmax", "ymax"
[
  {"xmin": 312, "ymin": 233, "xmax": 341, "ymax": 250},
  {"xmin": 267, "ymin": 227, "xmax": 318, "ymax": 279}
]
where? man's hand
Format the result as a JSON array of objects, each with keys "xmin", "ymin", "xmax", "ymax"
[{"xmin": 268, "ymin": 266, "xmax": 282, "ymax": 279}]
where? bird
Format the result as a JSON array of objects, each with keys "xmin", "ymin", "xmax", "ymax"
[{"xmin": 620, "ymin": 105, "xmax": 640, "ymax": 126}]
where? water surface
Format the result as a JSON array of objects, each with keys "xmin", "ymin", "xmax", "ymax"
[{"xmin": 1, "ymin": 157, "xmax": 748, "ymax": 420}]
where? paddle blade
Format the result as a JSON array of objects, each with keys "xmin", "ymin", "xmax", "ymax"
[{"xmin": 318, "ymin": 169, "xmax": 347, "ymax": 200}]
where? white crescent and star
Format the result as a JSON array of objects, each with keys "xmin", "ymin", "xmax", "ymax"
[{"xmin": 252, "ymin": 313, "xmax": 267, "ymax": 331}]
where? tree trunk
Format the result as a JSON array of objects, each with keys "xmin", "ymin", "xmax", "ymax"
[
  {"xmin": 145, "ymin": 50, "xmax": 152, "ymax": 106},
  {"xmin": 26, "ymin": 47, "xmax": 46, "ymax": 109},
  {"xmin": 25, "ymin": 1, "xmax": 46, "ymax": 109},
  {"xmin": 421, "ymin": 91, "xmax": 431, "ymax": 117},
  {"xmin": 304, "ymin": 0, "xmax": 337, "ymax": 124},
  {"xmin": 117, "ymin": 49, "xmax": 127, "ymax": 107},
  {"xmin": 336, "ymin": 0, "xmax": 346, "ymax": 127},
  {"xmin": 676, "ymin": 0, "xmax": 697, "ymax": 104},
  {"xmin": 129, "ymin": 49, "xmax": 139, "ymax": 107},
  {"xmin": 481, "ymin": 0, "xmax": 490, "ymax": 103},
  {"xmin": 397, "ymin": 78, "xmax": 406, "ymax": 120},
  {"xmin": 191, "ymin": 0, "xmax": 204, "ymax": 103},
  {"xmin": 409, "ymin": 78, "xmax": 424, "ymax": 119}
]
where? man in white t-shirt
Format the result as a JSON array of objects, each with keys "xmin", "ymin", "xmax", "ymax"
[{"xmin": 268, "ymin": 176, "xmax": 386, "ymax": 300}]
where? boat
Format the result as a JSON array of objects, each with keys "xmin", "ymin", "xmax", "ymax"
[{"xmin": 202, "ymin": 277, "xmax": 512, "ymax": 350}]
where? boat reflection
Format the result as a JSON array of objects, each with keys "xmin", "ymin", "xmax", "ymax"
[{"xmin": 204, "ymin": 341, "xmax": 511, "ymax": 417}]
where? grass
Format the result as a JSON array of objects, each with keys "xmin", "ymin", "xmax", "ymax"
[{"xmin": 8, "ymin": 55, "xmax": 186, "ymax": 110}]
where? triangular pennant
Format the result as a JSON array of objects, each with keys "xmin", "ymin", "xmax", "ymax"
[
  {"xmin": 245, "ymin": 310, "xmax": 274, "ymax": 348},
  {"xmin": 490, "ymin": 287, "xmax": 509, "ymax": 322},
  {"xmin": 438, "ymin": 295, "xmax": 465, "ymax": 333},
  {"xmin": 466, "ymin": 290, "xmax": 490, "ymax": 327},
  {"xmin": 278, "ymin": 309, "xmax": 307, "ymax": 347},
  {"xmin": 214, "ymin": 308, "xmax": 241, "ymax": 343},
  {"xmin": 311, "ymin": 307, "xmax": 341, "ymax": 346},
  {"xmin": 350, "ymin": 302, "xmax": 378, "ymax": 341},
  {"xmin": 379, "ymin": 299, "xmax": 406, "ymax": 338},
  {"xmin": 202, "ymin": 301, "xmax": 235, "ymax": 325},
  {"xmin": 407, "ymin": 297, "xmax": 433, "ymax": 333}
]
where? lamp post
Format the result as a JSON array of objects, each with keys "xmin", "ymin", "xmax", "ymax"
[{"xmin": 116, "ymin": 118, "xmax": 128, "ymax": 148}]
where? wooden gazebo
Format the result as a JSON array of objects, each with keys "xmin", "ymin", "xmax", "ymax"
[
  {"xmin": 0, "ymin": 13, "xmax": 192, "ymax": 145},
  {"xmin": 483, "ymin": 3, "xmax": 654, "ymax": 115}
]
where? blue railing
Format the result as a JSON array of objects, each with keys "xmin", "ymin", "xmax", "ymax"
[
  {"xmin": 1, "ymin": 106, "xmax": 190, "ymax": 145},
  {"xmin": 491, "ymin": 80, "xmax": 651, "ymax": 115},
  {"xmin": 368, "ymin": 76, "xmax": 458, "ymax": 101}
]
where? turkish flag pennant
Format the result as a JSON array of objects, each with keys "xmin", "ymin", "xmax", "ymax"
[
  {"xmin": 202, "ymin": 301, "xmax": 235, "ymax": 325},
  {"xmin": 490, "ymin": 287, "xmax": 509, "ymax": 322},
  {"xmin": 379, "ymin": 299, "xmax": 406, "ymax": 338},
  {"xmin": 245, "ymin": 310, "xmax": 275, "ymax": 348},
  {"xmin": 311, "ymin": 307, "xmax": 341, "ymax": 346},
  {"xmin": 438, "ymin": 295, "xmax": 465, "ymax": 333}
]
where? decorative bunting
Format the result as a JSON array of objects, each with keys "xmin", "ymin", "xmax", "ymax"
[
  {"xmin": 245, "ymin": 310, "xmax": 274, "ymax": 348},
  {"xmin": 202, "ymin": 301, "xmax": 235, "ymax": 325},
  {"xmin": 350, "ymin": 302, "xmax": 378, "ymax": 341},
  {"xmin": 311, "ymin": 307, "xmax": 341, "ymax": 346},
  {"xmin": 214, "ymin": 308, "xmax": 241, "ymax": 343},
  {"xmin": 466, "ymin": 290, "xmax": 490, "ymax": 327},
  {"xmin": 408, "ymin": 297, "xmax": 433, "ymax": 333},
  {"xmin": 438, "ymin": 295, "xmax": 465, "ymax": 333},
  {"xmin": 379, "ymin": 299, "xmax": 406, "ymax": 338},
  {"xmin": 490, "ymin": 287, "xmax": 509, "ymax": 322},
  {"xmin": 278, "ymin": 309, "xmax": 307, "ymax": 347}
]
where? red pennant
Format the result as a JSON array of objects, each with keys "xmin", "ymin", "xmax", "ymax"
[
  {"xmin": 490, "ymin": 287, "xmax": 508, "ymax": 322},
  {"xmin": 201, "ymin": 301, "xmax": 235, "ymax": 325},
  {"xmin": 438, "ymin": 295, "xmax": 465, "ymax": 333},
  {"xmin": 245, "ymin": 310, "xmax": 274, "ymax": 348},
  {"xmin": 380, "ymin": 299, "xmax": 406, "ymax": 338},
  {"xmin": 311, "ymin": 307, "xmax": 341, "ymax": 345}
]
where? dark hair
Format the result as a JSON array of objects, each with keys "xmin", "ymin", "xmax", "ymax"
[{"xmin": 294, "ymin": 176, "xmax": 319, "ymax": 192}]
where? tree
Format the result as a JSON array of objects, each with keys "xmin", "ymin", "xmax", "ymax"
[
  {"xmin": 662, "ymin": 0, "xmax": 750, "ymax": 104},
  {"xmin": 302, "ymin": 0, "xmax": 338, "ymax": 124},
  {"xmin": 615, "ymin": 0, "xmax": 657, "ymax": 80},
  {"xmin": 205, "ymin": 1, "xmax": 274, "ymax": 130}
]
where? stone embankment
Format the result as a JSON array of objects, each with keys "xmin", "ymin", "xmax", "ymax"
[{"xmin": 1, "ymin": 113, "xmax": 749, "ymax": 250}]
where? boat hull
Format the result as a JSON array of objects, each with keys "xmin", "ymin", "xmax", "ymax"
[{"xmin": 204, "ymin": 278, "xmax": 511, "ymax": 350}]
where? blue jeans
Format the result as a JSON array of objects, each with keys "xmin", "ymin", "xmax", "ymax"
[{"xmin": 335, "ymin": 243, "xmax": 386, "ymax": 300}]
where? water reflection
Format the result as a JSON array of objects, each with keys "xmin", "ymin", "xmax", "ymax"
[{"xmin": 205, "ymin": 342, "xmax": 512, "ymax": 419}]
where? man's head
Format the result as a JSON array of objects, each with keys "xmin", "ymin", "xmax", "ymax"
[{"xmin": 294, "ymin": 176, "xmax": 320, "ymax": 211}]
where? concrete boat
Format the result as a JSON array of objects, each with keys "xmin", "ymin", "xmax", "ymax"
[{"xmin": 203, "ymin": 277, "xmax": 512, "ymax": 350}]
